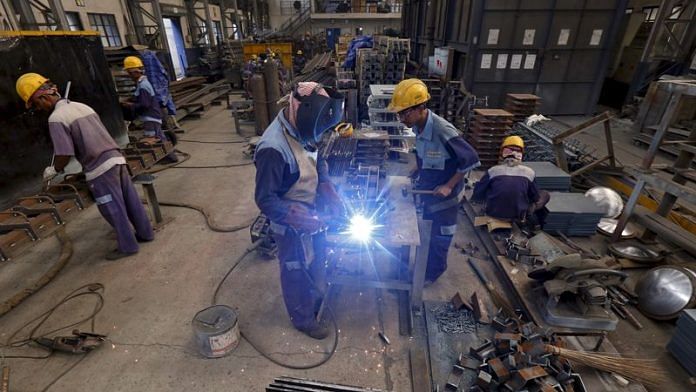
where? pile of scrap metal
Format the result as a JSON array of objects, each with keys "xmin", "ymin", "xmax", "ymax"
[
  {"xmin": 170, "ymin": 79, "xmax": 231, "ymax": 121},
  {"xmin": 292, "ymin": 52, "xmax": 336, "ymax": 85},
  {"xmin": 0, "ymin": 141, "xmax": 173, "ymax": 262},
  {"xmin": 266, "ymin": 376, "xmax": 385, "ymax": 391},
  {"xmin": 513, "ymin": 121, "xmax": 597, "ymax": 173},
  {"xmin": 450, "ymin": 317, "xmax": 586, "ymax": 391}
]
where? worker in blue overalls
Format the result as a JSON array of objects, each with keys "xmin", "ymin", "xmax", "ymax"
[
  {"xmin": 254, "ymin": 82, "xmax": 345, "ymax": 339},
  {"xmin": 389, "ymin": 79, "xmax": 481, "ymax": 284}
]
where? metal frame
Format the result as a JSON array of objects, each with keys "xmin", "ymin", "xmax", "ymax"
[
  {"xmin": 612, "ymin": 80, "xmax": 696, "ymax": 251},
  {"xmin": 625, "ymin": 0, "xmax": 696, "ymax": 102},
  {"xmin": 551, "ymin": 111, "xmax": 617, "ymax": 176},
  {"xmin": 12, "ymin": 0, "xmax": 68, "ymax": 30}
]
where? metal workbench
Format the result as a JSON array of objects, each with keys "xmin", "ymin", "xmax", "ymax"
[{"xmin": 324, "ymin": 176, "xmax": 426, "ymax": 335}]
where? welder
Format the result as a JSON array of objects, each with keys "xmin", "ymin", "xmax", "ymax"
[
  {"xmin": 254, "ymin": 82, "xmax": 345, "ymax": 339},
  {"xmin": 471, "ymin": 136, "xmax": 550, "ymax": 229},
  {"xmin": 121, "ymin": 56, "xmax": 177, "ymax": 162},
  {"xmin": 389, "ymin": 79, "xmax": 480, "ymax": 283},
  {"xmin": 15, "ymin": 73, "xmax": 154, "ymax": 260}
]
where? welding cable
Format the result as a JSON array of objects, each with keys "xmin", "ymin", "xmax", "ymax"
[
  {"xmin": 158, "ymin": 201, "xmax": 255, "ymax": 233},
  {"xmin": 177, "ymin": 138, "xmax": 248, "ymax": 144},
  {"xmin": 0, "ymin": 228, "xmax": 73, "ymax": 318},
  {"xmin": 210, "ymin": 239, "xmax": 340, "ymax": 370},
  {"xmin": 147, "ymin": 149, "xmax": 254, "ymax": 171}
]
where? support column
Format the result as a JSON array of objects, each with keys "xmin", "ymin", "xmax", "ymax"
[
  {"xmin": 127, "ymin": 0, "xmax": 147, "ymax": 45},
  {"xmin": 47, "ymin": 0, "xmax": 69, "ymax": 30},
  {"xmin": 231, "ymin": 0, "xmax": 242, "ymax": 39},
  {"xmin": 14, "ymin": 0, "xmax": 37, "ymax": 29},
  {"xmin": 252, "ymin": 0, "xmax": 259, "ymax": 33},
  {"xmin": 0, "ymin": 0, "xmax": 19, "ymax": 30},
  {"xmin": 219, "ymin": 0, "xmax": 229, "ymax": 44},
  {"xmin": 202, "ymin": 0, "xmax": 216, "ymax": 47},
  {"xmin": 185, "ymin": 0, "xmax": 199, "ymax": 46}
]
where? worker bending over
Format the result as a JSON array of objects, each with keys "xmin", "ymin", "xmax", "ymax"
[
  {"xmin": 390, "ymin": 79, "xmax": 480, "ymax": 283},
  {"xmin": 121, "ymin": 56, "xmax": 177, "ymax": 162},
  {"xmin": 472, "ymin": 136, "xmax": 550, "ymax": 229},
  {"xmin": 254, "ymin": 82, "xmax": 345, "ymax": 339},
  {"xmin": 16, "ymin": 73, "xmax": 154, "ymax": 260}
]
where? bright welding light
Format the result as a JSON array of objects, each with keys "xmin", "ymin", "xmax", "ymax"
[{"xmin": 348, "ymin": 214, "xmax": 375, "ymax": 242}]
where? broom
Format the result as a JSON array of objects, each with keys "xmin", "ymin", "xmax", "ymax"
[{"xmin": 545, "ymin": 345, "xmax": 668, "ymax": 388}]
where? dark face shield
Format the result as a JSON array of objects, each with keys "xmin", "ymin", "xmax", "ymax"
[{"xmin": 294, "ymin": 86, "xmax": 345, "ymax": 145}]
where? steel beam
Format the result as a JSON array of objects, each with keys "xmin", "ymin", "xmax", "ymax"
[
  {"xmin": 47, "ymin": 0, "xmax": 68, "ymax": 30},
  {"xmin": 0, "ymin": 0, "xmax": 19, "ymax": 29},
  {"xmin": 14, "ymin": 0, "xmax": 37, "ymax": 29},
  {"xmin": 201, "ymin": 0, "xmax": 216, "ymax": 46}
]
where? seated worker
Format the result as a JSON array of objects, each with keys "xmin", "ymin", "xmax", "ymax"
[
  {"xmin": 16, "ymin": 73, "xmax": 154, "ymax": 260},
  {"xmin": 389, "ymin": 78, "xmax": 480, "ymax": 283},
  {"xmin": 121, "ymin": 56, "xmax": 177, "ymax": 162},
  {"xmin": 254, "ymin": 82, "xmax": 345, "ymax": 339},
  {"xmin": 471, "ymin": 136, "xmax": 550, "ymax": 229}
]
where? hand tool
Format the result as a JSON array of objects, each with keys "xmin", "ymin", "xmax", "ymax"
[
  {"xmin": 401, "ymin": 186, "xmax": 435, "ymax": 197},
  {"xmin": 34, "ymin": 330, "xmax": 107, "ymax": 354}
]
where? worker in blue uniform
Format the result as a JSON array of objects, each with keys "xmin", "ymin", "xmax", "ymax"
[
  {"xmin": 471, "ymin": 136, "xmax": 550, "ymax": 229},
  {"xmin": 389, "ymin": 79, "xmax": 481, "ymax": 283},
  {"xmin": 254, "ymin": 82, "xmax": 345, "ymax": 339}
]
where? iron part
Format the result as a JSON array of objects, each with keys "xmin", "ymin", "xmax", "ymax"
[
  {"xmin": 596, "ymin": 218, "xmax": 637, "ymax": 239},
  {"xmin": 607, "ymin": 242, "xmax": 664, "ymax": 264},
  {"xmin": 636, "ymin": 264, "xmax": 696, "ymax": 319}
]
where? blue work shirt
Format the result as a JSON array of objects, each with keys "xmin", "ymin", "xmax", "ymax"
[
  {"xmin": 413, "ymin": 110, "xmax": 480, "ymax": 190},
  {"xmin": 133, "ymin": 76, "xmax": 162, "ymax": 124},
  {"xmin": 254, "ymin": 111, "xmax": 329, "ymax": 223},
  {"xmin": 472, "ymin": 162, "xmax": 541, "ymax": 220},
  {"xmin": 141, "ymin": 50, "xmax": 176, "ymax": 115}
]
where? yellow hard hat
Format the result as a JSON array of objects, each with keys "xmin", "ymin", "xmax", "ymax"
[
  {"xmin": 123, "ymin": 56, "xmax": 144, "ymax": 70},
  {"xmin": 16, "ymin": 73, "xmax": 50, "ymax": 108},
  {"xmin": 387, "ymin": 78, "xmax": 431, "ymax": 112},
  {"xmin": 501, "ymin": 135, "xmax": 524, "ymax": 150},
  {"xmin": 297, "ymin": 50, "xmax": 303, "ymax": 55},
  {"xmin": 336, "ymin": 122, "xmax": 353, "ymax": 138}
]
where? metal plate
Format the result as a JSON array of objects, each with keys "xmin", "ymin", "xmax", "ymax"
[
  {"xmin": 596, "ymin": 218, "xmax": 637, "ymax": 238},
  {"xmin": 608, "ymin": 242, "xmax": 663, "ymax": 264},
  {"xmin": 636, "ymin": 266, "xmax": 696, "ymax": 320}
]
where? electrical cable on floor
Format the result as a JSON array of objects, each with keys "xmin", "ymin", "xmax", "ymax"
[
  {"xmin": 209, "ymin": 238, "xmax": 340, "ymax": 370},
  {"xmin": 146, "ymin": 149, "xmax": 254, "ymax": 172},
  {"xmin": 158, "ymin": 201, "xmax": 255, "ymax": 232},
  {"xmin": 178, "ymin": 138, "xmax": 247, "ymax": 144}
]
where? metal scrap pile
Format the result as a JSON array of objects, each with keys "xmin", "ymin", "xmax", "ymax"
[
  {"xmin": 449, "ymin": 314, "xmax": 585, "ymax": 392},
  {"xmin": 292, "ymin": 52, "xmax": 335, "ymax": 85},
  {"xmin": 513, "ymin": 122, "xmax": 597, "ymax": 173}
]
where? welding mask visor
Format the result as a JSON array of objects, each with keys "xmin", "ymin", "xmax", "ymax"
[{"xmin": 295, "ymin": 86, "xmax": 345, "ymax": 144}]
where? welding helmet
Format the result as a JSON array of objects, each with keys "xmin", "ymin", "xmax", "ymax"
[{"xmin": 294, "ymin": 84, "xmax": 345, "ymax": 145}]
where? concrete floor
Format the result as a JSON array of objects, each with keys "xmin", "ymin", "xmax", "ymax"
[
  {"xmin": 0, "ymin": 105, "xmax": 491, "ymax": 392},
  {"xmin": 1, "ymin": 106, "xmax": 692, "ymax": 391}
]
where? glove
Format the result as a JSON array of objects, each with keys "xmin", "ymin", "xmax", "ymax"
[
  {"xmin": 43, "ymin": 166, "xmax": 58, "ymax": 181},
  {"xmin": 283, "ymin": 203, "xmax": 325, "ymax": 234},
  {"xmin": 317, "ymin": 182, "xmax": 346, "ymax": 218}
]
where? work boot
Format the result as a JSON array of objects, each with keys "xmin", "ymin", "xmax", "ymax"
[
  {"xmin": 299, "ymin": 321, "xmax": 330, "ymax": 340},
  {"xmin": 105, "ymin": 249, "xmax": 137, "ymax": 261}
]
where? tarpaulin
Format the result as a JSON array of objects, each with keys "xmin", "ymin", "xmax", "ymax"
[{"xmin": 343, "ymin": 36, "xmax": 373, "ymax": 69}]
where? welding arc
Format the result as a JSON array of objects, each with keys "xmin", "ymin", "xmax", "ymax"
[
  {"xmin": 211, "ymin": 239, "xmax": 340, "ymax": 370},
  {"xmin": 158, "ymin": 201, "xmax": 255, "ymax": 233},
  {"xmin": 545, "ymin": 345, "xmax": 668, "ymax": 388},
  {"xmin": 0, "ymin": 228, "xmax": 73, "ymax": 318}
]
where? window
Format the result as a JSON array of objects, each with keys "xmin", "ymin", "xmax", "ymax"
[
  {"xmin": 88, "ymin": 13, "xmax": 122, "ymax": 47},
  {"xmin": 643, "ymin": 6, "xmax": 658, "ymax": 22},
  {"xmin": 66, "ymin": 12, "xmax": 83, "ymax": 31},
  {"xmin": 213, "ymin": 21, "xmax": 222, "ymax": 45}
]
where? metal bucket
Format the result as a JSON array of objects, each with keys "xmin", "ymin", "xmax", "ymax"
[{"xmin": 192, "ymin": 305, "xmax": 240, "ymax": 358}]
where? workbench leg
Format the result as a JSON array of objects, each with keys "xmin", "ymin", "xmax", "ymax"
[
  {"xmin": 411, "ymin": 219, "xmax": 432, "ymax": 312},
  {"xmin": 611, "ymin": 179, "xmax": 645, "ymax": 242},
  {"xmin": 398, "ymin": 245, "xmax": 411, "ymax": 336},
  {"xmin": 143, "ymin": 183, "xmax": 163, "ymax": 224}
]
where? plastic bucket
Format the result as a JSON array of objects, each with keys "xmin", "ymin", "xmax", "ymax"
[{"xmin": 192, "ymin": 305, "xmax": 240, "ymax": 358}]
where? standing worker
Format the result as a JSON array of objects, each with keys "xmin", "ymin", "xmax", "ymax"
[
  {"xmin": 121, "ymin": 56, "xmax": 177, "ymax": 162},
  {"xmin": 293, "ymin": 50, "xmax": 306, "ymax": 75},
  {"xmin": 389, "ymin": 79, "xmax": 480, "ymax": 283},
  {"xmin": 471, "ymin": 136, "xmax": 550, "ymax": 230},
  {"xmin": 254, "ymin": 82, "xmax": 345, "ymax": 339},
  {"xmin": 15, "ymin": 73, "xmax": 154, "ymax": 260}
]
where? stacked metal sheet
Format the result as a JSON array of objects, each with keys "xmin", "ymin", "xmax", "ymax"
[
  {"xmin": 505, "ymin": 93, "xmax": 541, "ymax": 123},
  {"xmin": 544, "ymin": 192, "xmax": 605, "ymax": 236},
  {"xmin": 524, "ymin": 161, "xmax": 571, "ymax": 191},
  {"xmin": 668, "ymin": 309, "xmax": 696, "ymax": 376},
  {"xmin": 467, "ymin": 109, "xmax": 514, "ymax": 169}
]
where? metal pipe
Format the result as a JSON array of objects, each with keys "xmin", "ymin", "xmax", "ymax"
[{"xmin": 250, "ymin": 73, "xmax": 269, "ymax": 135}]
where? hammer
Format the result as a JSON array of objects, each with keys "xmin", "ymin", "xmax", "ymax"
[{"xmin": 401, "ymin": 187, "xmax": 436, "ymax": 197}]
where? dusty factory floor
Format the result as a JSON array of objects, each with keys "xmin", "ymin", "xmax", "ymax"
[
  {"xmin": 0, "ymin": 105, "xmax": 493, "ymax": 392},
  {"xmin": 0, "ymin": 105, "xmax": 691, "ymax": 391}
]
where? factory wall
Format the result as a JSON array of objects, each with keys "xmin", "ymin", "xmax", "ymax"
[{"xmin": 309, "ymin": 19, "xmax": 401, "ymax": 36}]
